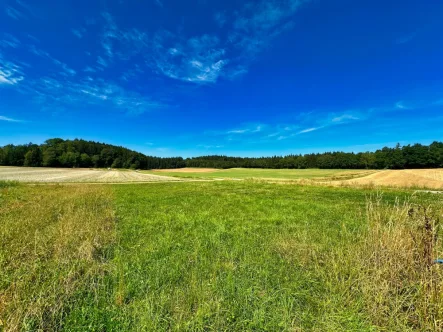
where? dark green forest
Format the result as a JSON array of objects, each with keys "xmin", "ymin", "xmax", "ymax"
[{"xmin": 1, "ymin": 138, "xmax": 443, "ymax": 170}]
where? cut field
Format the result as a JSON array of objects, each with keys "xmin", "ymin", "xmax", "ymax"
[
  {"xmin": 341, "ymin": 169, "xmax": 443, "ymax": 189},
  {"xmin": 2, "ymin": 180, "xmax": 443, "ymax": 330},
  {"xmin": 151, "ymin": 168, "xmax": 443, "ymax": 189},
  {"xmin": 0, "ymin": 166, "xmax": 178, "ymax": 183},
  {"xmin": 3, "ymin": 167, "xmax": 443, "ymax": 190}
]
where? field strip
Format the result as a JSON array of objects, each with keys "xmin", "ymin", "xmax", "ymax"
[{"xmin": 0, "ymin": 168, "xmax": 182, "ymax": 183}]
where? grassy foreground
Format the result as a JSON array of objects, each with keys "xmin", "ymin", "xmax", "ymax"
[{"xmin": 1, "ymin": 180, "xmax": 443, "ymax": 330}]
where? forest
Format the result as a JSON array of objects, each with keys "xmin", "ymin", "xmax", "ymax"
[{"xmin": 1, "ymin": 138, "xmax": 442, "ymax": 170}]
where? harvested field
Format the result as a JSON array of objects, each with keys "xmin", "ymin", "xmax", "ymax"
[
  {"xmin": 153, "ymin": 167, "xmax": 219, "ymax": 173},
  {"xmin": 341, "ymin": 169, "xmax": 443, "ymax": 189},
  {"xmin": 0, "ymin": 167, "xmax": 178, "ymax": 183}
]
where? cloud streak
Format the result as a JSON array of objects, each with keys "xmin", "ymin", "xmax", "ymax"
[
  {"xmin": 0, "ymin": 115, "xmax": 22, "ymax": 122},
  {"xmin": 0, "ymin": 54, "xmax": 25, "ymax": 85},
  {"xmin": 5, "ymin": 0, "xmax": 36, "ymax": 20},
  {"xmin": 22, "ymin": 76, "xmax": 167, "ymax": 115},
  {"xmin": 149, "ymin": 0, "xmax": 310, "ymax": 84},
  {"xmin": 151, "ymin": 32, "xmax": 227, "ymax": 83}
]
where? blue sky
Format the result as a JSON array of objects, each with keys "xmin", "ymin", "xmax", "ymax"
[{"xmin": 0, "ymin": 0, "xmax": 442, "ymax": 157}]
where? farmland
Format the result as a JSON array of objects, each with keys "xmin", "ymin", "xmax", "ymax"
[
  {"xmin": 0, "ymin": 167, "xmax": 178, "ymax": 183},
  {"xmin": 149, "ymin": 167, "xmax": 377, "ymax": 181},
  {"xmin": 150, "ymin": 167, "xmax": 443, "ymax": 189},
  {"xmin": 1, "ymin": 169, "xmax": 443, "ymax": 330}
]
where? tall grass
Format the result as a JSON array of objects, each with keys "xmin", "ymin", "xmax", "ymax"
[
  {"xmin": 0, "ymin": 185, "xmax": 116, "ymax": 331},
  {"xmin": 327, "ymin": 193, "xmax": 443, "ymax": 330},
  {"xmin": 1, "ymin": 181, "xmax": 443, "ymax": 330},
  {"xmin": 0, "ymin": 180, "xmax": 18, "ymax": 189}
]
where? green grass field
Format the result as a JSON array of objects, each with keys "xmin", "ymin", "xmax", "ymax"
[
  {"xmin": 1, "ymin": 180, "xmax": 443, "ymax": 330},
  {"xmin": 144, "ymin": 168, "xmax": 376, "ymax": 181}
]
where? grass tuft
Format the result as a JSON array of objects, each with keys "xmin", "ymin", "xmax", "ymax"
[{"xmin": 0, "ymin": 185, "xmax": 116, "ymax": 331}]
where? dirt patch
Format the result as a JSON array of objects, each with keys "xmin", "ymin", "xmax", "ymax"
[{"xmin": 153, "ymin": 168, "xmax": 219, "ymax": 173}]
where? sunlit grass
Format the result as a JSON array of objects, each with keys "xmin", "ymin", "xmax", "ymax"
[
  {"xmin": 143, "ymin": 167, "xmax": 376, "ymax": 180},
  {"xmin": 1, "ymin": 181, "xmax": 442, "ymax": 330}
]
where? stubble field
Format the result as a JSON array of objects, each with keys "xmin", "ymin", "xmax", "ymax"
[{"xmin": 0, "ymin": 167, "xmax": 178, "ymax": 183}]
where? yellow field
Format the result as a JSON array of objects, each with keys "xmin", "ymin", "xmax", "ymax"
[{"xmin": 340, "ymin": 169, "xmax": 443, "ymax": 189}]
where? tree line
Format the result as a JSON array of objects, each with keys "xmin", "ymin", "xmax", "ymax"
[{"xmin": 1, "ymin": 139, "xmax": 442, "ymax": 170}]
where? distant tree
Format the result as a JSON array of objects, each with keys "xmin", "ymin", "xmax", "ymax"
[
  {"xmin": 111, "ymin": 157, "xmax": 123, "ymax": 168},
  {"xmin": 91, "ymin": 155, "xmax": 101, "ymax": 168},
  {"xmin": 58, "ymin": 152, "xmax": 79, "ymax": 167},
  {"xmin": 80, "ymin": 153, "xmax": 91, "ymax": 167},
  {"xmin": 24, "ymin": 147, "xmax": 42, "ymax": 167},
  {"xmin": 42, "ymin": 147, "xmax": 58, "ymax": 167}
]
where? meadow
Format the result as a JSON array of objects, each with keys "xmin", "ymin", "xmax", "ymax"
[
  {"xmin": 1, "ymin": 178, "xmax": 443, "ymax": 331},
  {"xmin": 148, "ymin": 167, "xmax": 375, "ymax": 181}
]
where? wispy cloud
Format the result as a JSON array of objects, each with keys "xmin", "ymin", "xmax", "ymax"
[
  {"xmin": 197, "ymin": 144, "xmax": 224, "ymax": 149},
  {"xmin": 5, "ymin": 0, "xmax": 36, "ymax": 20},
  {"xmin": 23, "ymin": 76, "xmax": 167, "ymax": 115},
  {"xmin": 297, "ymin": 127, "xmax": 322, "ymax": 134},
  {"xmin": 395, "ymin": 101, "xmax": 408, "ymax": 109},
  {"xmin": 214, "ymin": 12, "xmax": 227, "ymax": 28},
  {"xmin": 210, "ymin": 110, "xmax": 364, "ymax": 143},
  {"xmin": 29, "ymin": 45, "xmax": 76, "ymax": 76},
  {"xmin": 0, "ymin": 54, "xmax": 24, "ymax": 85},
  {"xmin": 99, "ymin": 11, "xmax": 149, "ymax": 68},
  {"xmin": 0, "ymin": 33, "xmax": 21, "ymax": 49},
  {"xmin": 151, "ymin": 32, "xmax": 227, "ymax": 83},
  {"xmin": 230, "ymin": 0, "xmax": 306, "ymax": 57},
  {"xmin": 5, "ymin": 6, "xmax": 24, "ymax": 20},
  {"xmin": 0, "ymin": 115, "xmax": 22, "ymax": 122},
  {"xmin": 71, "ymin": 28, "xmax": 86, "ymax": 39},
  {"xmin": 226, "ymin": 124, "xmax": 263, "ymax": 135},
  {"xmin": 154, "ymin": 0, "xmax": 163, "ymax": 8},
  {"xmin": 396, "ymin": 31, "xmax": 418, "ymax": 45},
  {"xmin": 149, "ymin": 0, "xmax": 309, "ymax": 83},
  {"xmin": 331, "ymin": 114, "xmax": 360, "ymax": 123},
  {"xmin": 295, "ymin": 111, "xmax": 362, "ymax": 136}
]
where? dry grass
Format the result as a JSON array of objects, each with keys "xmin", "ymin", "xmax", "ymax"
[
  {"xmin": 342, "ymin": 169, "xmax": 443, "ymax": 189},
  {"xmin": 326, "ymin": 193, "xmax": 443, "ymax": 330},
  {"xmin": 0, "ymin": 184, "xmax": 116, "ymax": 331}
]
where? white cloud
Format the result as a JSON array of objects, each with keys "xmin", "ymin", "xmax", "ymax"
[
  {"xmin": 226, "ymin": 124, "xmax": 264, "ymax": 135},
  {"xmin": 297, "ymin": 127, "xmax": 321, "ymax": 134},
  {"xmin": 214, "ymin": 12, "xmax": 227, "ymax": 27},
  {"xmin": 71, "ymin": 28, "xmax": 86, "ymax": 39},
  {"xmin": 197, "ymin": 144, "xmax": 224, "ymax": 149},
  {"xmin": 228, "ymin": 129, "xmax": 248, "ymax": 134},
  {"xmin": 0, "ymin": 54, "xmax": 24, "ymax": 85},
  {"xmin": 29, "ymin": 45, "xmax": 76, "ymax": 76},
  {"xmin": 26, "ymin": 76, "xmax": 166, "ymax": 115},
  {"xmin": 100, "ymin": 12, "xmax": 149, "ymax": 65},
  {"xmin": 5, "ymin": 6, "xmax": 24, "ymax": 20},
  {"xmin": 396, "ymin": 32, "xmax": 418, "ymax": 45},
  {"xmin": 5, "ymin": 0, "xmax": 36, "ymax": 20},
  {"xmin": 395, "ymin": 101, "xmax": 409, "ymax": 110},
  {"xmin": 331, "ymin": 114, "xmax": 360, "ymax": 123},
  {"xmin": 0, "ymin": 33, "xmax": 21, "ymax": 48},
  {"xmin": 149, "ymin": 0, "xmax": 309, "ymax": 84},
  {"xmin": 0, "ymin": 115, "xmax": 22, "ymax": 122},
  {"xmin": 151, "ymin": 32, "xmax": 227, "ymax": 83}
]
